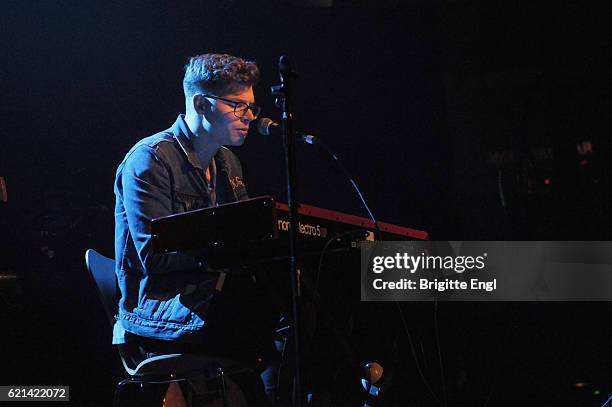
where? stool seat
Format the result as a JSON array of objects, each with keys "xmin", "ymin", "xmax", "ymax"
[{"xmin": 126, "ymin": 350, "xmax": 243, "ymax": 377}]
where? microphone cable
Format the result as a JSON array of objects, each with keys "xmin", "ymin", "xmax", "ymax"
[
  {"xmin": 433, "ymin": 300, "xmax": 448, "ymax": 407},
  {"xmin": 315, "ymin": 140, "xmax": 382, "ymax": 241},
  {"xmin": 395, "ymin": 301, "xmax": 445, "ymax": 406},
  {"xmin": 257, "ymin": 117, "xmax": 380, "ymax": 238},
  {"xmin": 313, "ymin": 137, "xmax": 445, "ymax": 405}
]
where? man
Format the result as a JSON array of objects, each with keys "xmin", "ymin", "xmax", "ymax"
[{"xmin": 113, "ymin": 53, "xmax": 275, "ymax": 405}]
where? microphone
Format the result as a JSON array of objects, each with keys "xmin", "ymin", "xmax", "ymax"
[
  {"xmin": 256, "ymin": 118, "xmax": 319, "ymax": 145},
  {"xmin": 279, "ymin": 55, "xmax": 291, "ymax": 84},
  {"xmin": 256, "ymin": 117, "xmax": 279, "ymax": 135}
]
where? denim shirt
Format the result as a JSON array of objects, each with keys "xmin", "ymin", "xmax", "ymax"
[{"xmin": 113, "ymin": 115, "xmax": 248, "ymax": 344}]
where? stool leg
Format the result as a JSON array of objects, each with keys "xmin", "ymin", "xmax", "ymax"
[
  {"xmin": 163, "ymin": 382, "xmax": 188, "ymax": 407},
  {"xmin": 218, "ymin": 368, "xmax": 228, "ymax": 407},
  {"xmin": 113, "ymin": 383, "xmax": 122, "ymax": 407},
  {"xmin": 114, "ymin": 378, "xmax": 139, "ymax": 407}
]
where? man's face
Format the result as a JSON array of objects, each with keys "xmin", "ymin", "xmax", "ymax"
[{"xmin": 202, "ymin": 86, "xmax": 256, "ymax": 146}]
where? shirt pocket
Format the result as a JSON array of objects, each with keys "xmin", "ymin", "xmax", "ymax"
[{"xmin": 173, "ymin": 191, "xmax": 209, "ymax": 213}]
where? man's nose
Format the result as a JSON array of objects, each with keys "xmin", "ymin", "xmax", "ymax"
[{"xmin": 241, "ymin": 110, "xmax": 256, "ymax": 123}]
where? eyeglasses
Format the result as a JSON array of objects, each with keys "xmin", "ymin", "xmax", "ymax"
[{"xmin": 200, "ymin": 94, "xmax": 261, "ymax": 119}]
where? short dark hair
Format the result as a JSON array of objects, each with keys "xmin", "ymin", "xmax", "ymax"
[{"xmin": 183, "ymin": 53, "xmax": 260, "ymax": 99}]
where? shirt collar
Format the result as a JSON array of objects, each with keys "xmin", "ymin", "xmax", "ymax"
[{"xmin": 171, "ymin": 114, "xmax": 204, "ymax": 170}]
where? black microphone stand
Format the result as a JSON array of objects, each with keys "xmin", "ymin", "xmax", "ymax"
[{"xmin": 271, "ymin": 55, "xmax": 304, "ymax": 407}]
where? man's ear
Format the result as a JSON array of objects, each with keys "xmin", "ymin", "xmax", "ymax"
[{"xmin": 192, "ymin": 94, "xmax": 208, "ymax": 114}]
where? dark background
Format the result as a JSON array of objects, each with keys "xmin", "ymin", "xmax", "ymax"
[{"xmin": 1, "ymin": 1, "xmax": 610, "ymax": 405}]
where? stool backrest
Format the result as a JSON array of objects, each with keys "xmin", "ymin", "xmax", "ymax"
[
  {"xmin": 85, "ymin": 249, "xmax": 144, "ymax": 373},
  {"xmin": 85, "ymin": 249, "xmax": 117, "ymax": 327}
]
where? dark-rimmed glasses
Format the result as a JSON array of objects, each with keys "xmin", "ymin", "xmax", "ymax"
[{"xmin": 200, "ymin": 94, "xmax": 261, "ymax": 119}]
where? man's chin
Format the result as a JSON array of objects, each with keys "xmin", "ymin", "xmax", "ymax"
[{"xmin": 230, "ymin": 136, "xmax": 246, "ymax": 146}]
